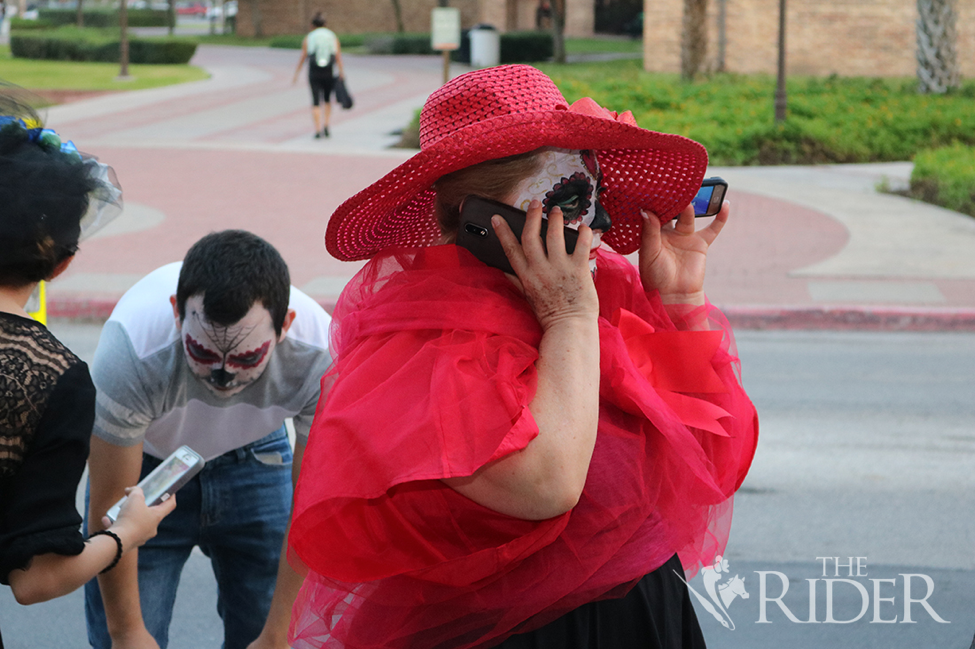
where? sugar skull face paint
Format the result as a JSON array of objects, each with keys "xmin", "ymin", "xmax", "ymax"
[
  {"xmin": 509, "ymin": 148, "xmax": 612, "ymax": 233},
  {"xmin": 177, "ymin": 295, "xmax": 279, "ymax": 398}
]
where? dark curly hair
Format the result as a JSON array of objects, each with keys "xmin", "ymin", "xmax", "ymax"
[{"xmin": 0, "ymin": 91, "xmax": 98, "ymax": 288}]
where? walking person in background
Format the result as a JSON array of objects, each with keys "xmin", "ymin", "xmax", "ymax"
[
  {"xmin": 0, "ymin": 96, "xmax": 173, "ymax": 645},
  {"xmin": 293, "ymin": 12, "xmax": 344, "ymax": 139}
]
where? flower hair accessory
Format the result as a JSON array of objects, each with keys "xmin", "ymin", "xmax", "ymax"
[
  {"xmin": 0, "ymin": 115, "xmax": 123, "ymax": 240},
  {"xmin": 324, "ymin": 64, "xmax": 708, "ymax": 261}
]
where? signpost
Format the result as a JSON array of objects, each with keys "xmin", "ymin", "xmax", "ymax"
[{"xmin": 431, "ymin": 7, "xmax": 461, "ymax": 85}]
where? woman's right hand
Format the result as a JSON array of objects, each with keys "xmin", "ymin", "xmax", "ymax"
[
  {"xmin": 103, "ymin": 486, "xmax": 176, "ymax": 551},
  {"xmin": 491, "ymin": 199, "xmax": 599, "ymax": 331}
]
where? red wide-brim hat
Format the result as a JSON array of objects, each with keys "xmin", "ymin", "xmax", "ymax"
[{"xmin": 325, "ymin": 64, "xmax": 708, "ymax": 261}]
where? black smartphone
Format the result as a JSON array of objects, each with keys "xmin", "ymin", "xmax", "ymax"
[
  {"xmin": 456, "ymin": 195, "xmax": 579, "ymax": 275},
  {"xmin": 692, "ymin": 177, "xmax": 729, "ymax": 217}
]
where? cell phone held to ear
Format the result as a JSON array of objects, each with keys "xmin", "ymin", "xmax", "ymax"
[
  {"xmin": 456, "ymin": 195, "xmax": 579, "ymax": 275},
  {"xmin": 105, "ymin": 445, "xmax": 205, "ymax": 523}
]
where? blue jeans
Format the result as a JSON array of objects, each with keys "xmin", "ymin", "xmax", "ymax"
[{"xmin": 85, "ymin": 427, "xmax": 293, "ymax": 649}]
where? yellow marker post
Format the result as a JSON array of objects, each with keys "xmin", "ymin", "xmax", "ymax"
[{"xmin": 26, "ymin": 281, "xmax": 47, "ymax": 325}]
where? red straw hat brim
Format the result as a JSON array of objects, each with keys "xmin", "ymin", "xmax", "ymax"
[{"xmin": 326, "ymin": 102, "xmax": 707, "ymax": 261}]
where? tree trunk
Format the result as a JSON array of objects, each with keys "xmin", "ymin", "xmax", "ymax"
[
  {"xmin": 390, "ymin": 0, "xmax": 405, "ymax": 33},
  {"xmin": 118, "ymin": 0, "xmax": 129, "ymax": 78},
  {"xmin": 681, "ymin": 0, "xmax": 708, "ymax": 81},
  {"xmin": 167, "ymin": 0, "xmax": 176, "ymax": 35},
  {"xmin": 76, "ymin": 0, "xmax": 83, "ymax": 27},
  {"xmin": 247, "ymin": 0, "xmax": 262, "ymax": 37},
  {"xmin": 551, "ymin": 0, "xmax": 566, "ymax": 64},
  {"xmin": 916, "ymin": 0, "xmax": 959, "ymax": 94}
]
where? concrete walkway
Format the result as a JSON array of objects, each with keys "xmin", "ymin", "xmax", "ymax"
[{"xmin": 41, "ymin": 46, "xmax": 975, "ymax": 330}]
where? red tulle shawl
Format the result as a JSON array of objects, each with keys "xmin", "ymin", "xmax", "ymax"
[{"xmin": 289, "ymin": 245, "xmax": 758, "ymax": 649}]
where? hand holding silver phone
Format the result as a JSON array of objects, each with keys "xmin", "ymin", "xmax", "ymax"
[{"xmin": 106, "ymin": 445, "xmax": 204, "ymax": 523}]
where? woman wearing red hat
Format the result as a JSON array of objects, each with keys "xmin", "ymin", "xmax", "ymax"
[{"xmin": 289, "ymin": 65, "xmax": 759, "ymax": 648}]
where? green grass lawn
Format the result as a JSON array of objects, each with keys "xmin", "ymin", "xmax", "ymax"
[
  {"xmin": 537, "ymin": 59, "xmax": 975, "ymax": 165},
  {"xmin": 565, "ymin": 36, "xmax": 642, "ymax": 55},
  {"xmin": 0, "ymin": 44, "xmax": 209, "ymax": 92}
]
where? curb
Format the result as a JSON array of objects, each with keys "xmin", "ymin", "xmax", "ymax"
[
  {"xmin": 723, "ymin": 305, "xmax": 975, "ymax": 332},
  {"xmin": 48, "ymin": 298, "xmax": 975, "ymax": 332}
]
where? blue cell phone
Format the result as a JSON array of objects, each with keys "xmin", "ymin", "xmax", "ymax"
[{"xmin": 692, "ymin": 177, "xmax": 729, "ymax": 217}]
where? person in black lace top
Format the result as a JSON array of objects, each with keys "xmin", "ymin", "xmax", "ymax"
[{"xmin": 0, "ymin": 93, "xmax": 175, "ymax": 624}]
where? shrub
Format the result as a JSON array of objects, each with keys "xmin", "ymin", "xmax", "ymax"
[
  {"xmin": 269, "ymin": 34, "xmax": 304, "ymax": 49},
  {"xmin": 10, "ymin": 29, "xmax": 197, "ymax": 64},
  {"xmin": 452, "ymin": 30, "xmax": 553, "ymax": 64},
  {"xmin": 910, "ymin": 144, "xmax": 975, "ymax": 218},
  {"xmin": 542, "ymin": 60, "xmax": 975, "ymax": 165},
  {"xmin": 365, "ymin": 33, "xmax": 434, "ymax": 55},
  {"xmin": 500, "ymin": 31, "xmax": 552, "ymax": 63},
  {"xmin": 9, "ymin": 18, "xmax": 55, "ymax": 31},
  {"xmin": 37, "ymin": 8, "xmax": 169, "ymax": 28}
]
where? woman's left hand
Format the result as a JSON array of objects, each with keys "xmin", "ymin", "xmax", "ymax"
[{"xmin": 638, "ymin": 200, "xmax": 730, "ymax": 306}]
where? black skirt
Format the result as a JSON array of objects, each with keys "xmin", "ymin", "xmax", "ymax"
[{"xmin": 494, "ymin": 554, "xmax": 706, "ymax": 649}]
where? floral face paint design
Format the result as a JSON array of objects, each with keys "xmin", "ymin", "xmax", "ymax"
[
  {"xmin": 509, "ymin": 148, "xmax": 612, "ymax": 232},
  {"xmin": 179, "ymin": 295, "xmax": 279, "ymax": 398}
]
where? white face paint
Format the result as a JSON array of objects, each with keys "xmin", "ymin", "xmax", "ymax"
[
  {"xmin": 179, "ymin": 295, "xmax": 279, "ymax": 398},
  {"xmin": 506, "ymin": 148, "xmax": 612, "ymax": 263}
]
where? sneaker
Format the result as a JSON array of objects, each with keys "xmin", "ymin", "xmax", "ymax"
[
  {"xmin": 314, "ymin": 132, "xmax": 321, "ymax": 139},
  {"xmin": 323, "ymin": 126, "xmax": 330, "ymax": 138}
]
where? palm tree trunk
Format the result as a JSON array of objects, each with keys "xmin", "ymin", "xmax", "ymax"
[
  {"xmin": 681, "ymin": 0, "xmax": 708, "ymax": 81},
  {"xmin": 916, "ymin": 0, "xmax": 959, "ymax": 93}
]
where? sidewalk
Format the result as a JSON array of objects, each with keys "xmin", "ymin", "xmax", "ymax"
[{"xmin": 42, "ymin": 46, "xmax": 975, "ymax": 330}]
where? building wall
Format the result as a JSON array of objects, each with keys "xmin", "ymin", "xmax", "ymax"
[
  {"xmin": 237, "ymin": 0, "xmax": 479, "ymax": 37},
  {"xmin": 644, "ymin": 0, "xmax": 975, "ymax": 78},
  {"xmin": 237, "ymin": 0, "xmax": 593, "ymax": 37}
]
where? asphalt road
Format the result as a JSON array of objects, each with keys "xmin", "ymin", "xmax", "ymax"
[{"xmin": 2, "ymin": 325, "xmax": 973, "ymax": 647}]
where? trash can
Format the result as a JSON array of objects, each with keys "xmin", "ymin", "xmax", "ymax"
[{"xmin": 469, "ymin": 23, "xmax": 500, "ymax": 68}]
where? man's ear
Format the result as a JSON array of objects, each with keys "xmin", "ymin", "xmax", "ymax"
[
  {"xmin": 278, "ymin": 309, "xmax": 297, "ymax": 342},
  {"xmin": 46, "ymin": 255, "xmax": 75, "ymax": 281},
  {"xmin": 170, "ymin": 295, "xmax": 182, "ymax": 331}
]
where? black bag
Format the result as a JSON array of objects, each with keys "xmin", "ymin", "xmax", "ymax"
[{"xmin": 334, "ymin": 77, "xmax": 354, "ymax": 110}]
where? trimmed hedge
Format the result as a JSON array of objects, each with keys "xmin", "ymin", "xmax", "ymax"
[
  {"xmin": 366, "ymin": 33, "xmax": 434, "ymax": 55},
  {"xmin": 269, "ymin": 33, "xmax": 370, "ymax": 50},
  {"xmin": 37, "ymin": 8, "xmax": 170, "ymax": 28},
  {"xmin": 910, "ymin": 144, "xmax": 975, "ymax": 218},
  {"xmin": 9, "ymin": 18, "xmax": 56, "ymax": 31},
  {"xmin": 11, "ymin": 30, "xmax": 197, "ymax": 64},
  {"xmin": 499, "ymin": 31, "xmax": 553, "ymax": 63},
  {"xmin": 269, "ymin": 34, "xmax": 304, "ymax": 49},
  {"xmin": 452, "ymin": 30, "xmax": 553, "ymax": 64}
]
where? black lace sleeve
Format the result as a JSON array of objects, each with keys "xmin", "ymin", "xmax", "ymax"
[{"xmin": 0, "ymin": 362, "xmax": 95, "ymax": 584}]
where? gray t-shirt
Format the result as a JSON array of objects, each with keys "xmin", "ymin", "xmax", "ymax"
[{"xmin": 91, "ymin": 263, "xmax": 333, "ymax": 461}]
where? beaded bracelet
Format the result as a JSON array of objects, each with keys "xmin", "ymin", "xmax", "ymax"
[{"xmin": 89, "ymin": 530, "xmax": 123, "ymax": 574}]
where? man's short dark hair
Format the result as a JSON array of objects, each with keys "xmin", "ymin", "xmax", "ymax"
[
  {"xmin": 176, "ymin": 230, "xmax": 291, "ymax": 335},
  {"xmin": 311, "ymin": 12, "xmax": 326, "ymax": 27}
]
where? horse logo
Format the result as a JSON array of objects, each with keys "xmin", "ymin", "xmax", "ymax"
[{"xmin": 676, "ymin": 555, "xmax": 749, "ymax": 630}]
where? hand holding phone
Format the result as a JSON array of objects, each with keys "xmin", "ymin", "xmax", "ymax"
[
  {"xmin": 106, "ymin": 446, "xmax": 204, "ymax": 523},
  {"xmin": 692, "ymin": 177, "xmax": 728, "ymax": 217},
  {"xmin": 456, "ymin": 195, "xmax": 579, "ymax": 274}
]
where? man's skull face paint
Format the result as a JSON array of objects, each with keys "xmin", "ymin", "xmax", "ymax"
[
  {"xmin": 180, "ymin": 295, "xmax": 278, "ymax": 398},
  {"xmin": 509, "ymin": 148, "xmax": 612, "ymax": 232}
]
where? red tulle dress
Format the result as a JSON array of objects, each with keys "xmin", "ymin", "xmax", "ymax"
[{"xmin": 289, "ymin": 245, "xmax": 758, "ymax": 649}]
